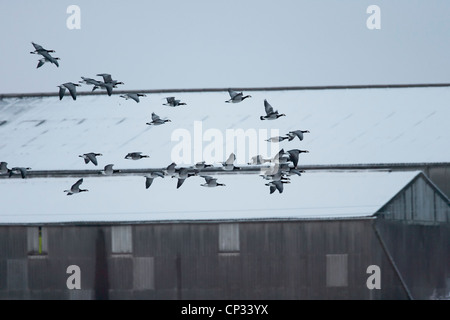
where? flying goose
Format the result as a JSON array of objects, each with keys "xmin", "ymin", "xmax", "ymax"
[
  {"xmin": 166, "ymin": 162, "xmax": 177, "ymax": 177},
  {"xmin": 163, "ymin": 97, "xmax": 186, "ymax": 107},
  {"xmin": 125, "ymin": 152, "xmax": 149, "ymax": 160},
  {"xmin": 225, "ymin": 89, "xmax": 251, "ymax": 103},
  {"xmin": 37, "ymin": 56, "xmax": 60, "ymax": 69},
  {"xmin": 59, "ymin": 82, "xmax": 81, "ymax": 100},
  {"xmin": 271, "ymin": 149, "xmax": 290, "ymax": 164},
  {"xmin": 120, "ymin": 93, "xmax": 147, "ymax": 103},
  {"xmin": 30, "ymin": 42, "xmax": 59, "ymax": 67},
  {"xmin": 200, "ymin": 175, "xmax": 225, "ymax": 187},
  {"xmin": 287, "ymin": 149, "xmax": 309, "ymax": 168},
  {"xmin": 97, "ymin": 73, "xmax": 124, "ymax": 87},
  {"xmin": 173, "ymin": 167, "xmax": 197, "ymax": 189},
  {"xmin": 144, "ymin": 171, "xmax": 165, "ymax": 189},
  {"xmin": 9, "ymin": 167, "xmax": 31, "ymax": 179},
  {"xmin": 222, "ymin": 153, "xmax": 241, "ymax": 171},
  {"xmin": 79, "ymin": 77, "xmax": 102, "ymax": 92},
  {"xmin": 260, "ymin": 166, "xmax": 290, "ymax": 182},
  {"xmin": 0, "ymin": 162, "xmax": 11, "ymax": 175},
  {"xmin": 64, "ymin": 178, "xmax": 88, "ymax": 196},
  {"xmin": 79, "ymin": 153, "xmax": 102, "ymax": 166},
  {"xmin": 146, "ymin": 113, "xmax": 171, "ymax": 126},
  {"xmin": 266, "ymin": 136, "xmax": 289, "ymax": 142},
  {"xmin": 101, "ymin": 164, "xmax": 120, "ymax": 176},
  {"xmin": 286, "ymin": 130, "xmax": 310, "ymax": 141},
  {"xmin": 260, "ymin": 100, "xmax": 286, "ymax": 120},
  {"xmin": 30, "ymin": 42, "xmax": 55, "ymax": 55},
  {"xmin": 194, "ymin": 161, "xmax": 213, "ymax": 170},
  {"xmin": 265, "ymin": 180, "xmax": 290, "ymax": 194}
]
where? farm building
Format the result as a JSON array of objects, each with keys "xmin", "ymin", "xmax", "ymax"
[{"xmin": 0, "ymin": 85, "xmax": 449, "ymax": 300}]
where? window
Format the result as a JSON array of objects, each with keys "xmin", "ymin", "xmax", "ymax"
[
  {"xmin": 326, "ymin": 254, "xmax": 348, "ymax": 287},
  {"xmin": 27, "ymin": 226, "xmax": 48, "ymax": 255},
  {"xmin": 218, "ymin": 223, "xmax": 240, "ymax": 254},
  {"xmin": 133, "ymin": 257, "xmax": 155, "ymax": 290},
  {"xmin": 111, "ymin": 226, "xmax": 133, "ymax": 254}
]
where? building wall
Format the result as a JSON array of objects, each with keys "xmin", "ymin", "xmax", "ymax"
[{"xmin": 0, "ymin": 219, "xmax": 420, "ymax": 300}]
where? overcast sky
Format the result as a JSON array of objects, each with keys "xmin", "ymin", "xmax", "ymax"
[{"xmin": 1, "ymin": 0, "xmax": 450, "ymax": 94}]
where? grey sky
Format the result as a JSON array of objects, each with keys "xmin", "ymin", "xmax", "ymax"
[{"xmin": 1, "ymin": 0, "xmax": 450, "ymax": 94}]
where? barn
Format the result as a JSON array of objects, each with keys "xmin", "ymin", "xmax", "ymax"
[{"xmin": 0, "ymin": 85, "xmax": 449, "ymax": 300}]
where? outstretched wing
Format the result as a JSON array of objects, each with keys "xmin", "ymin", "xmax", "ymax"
[
  {"xmin": 71, "ymin": 178, "xmax": 84, "ymax": 191},
  {"xmin": 166, "ymin": 97, "xmax": 175, "ymax": 103},
  {"xmin": 177, "ymin": 178, "xmax": 186, "ymax": 189},
  {"xmin": 97, "ymin": 73, "xmax": 112, "ymax": 83},
  {"xmin": 264, "ymin": 99, "xmax": 275, "ymax": 115},
  {"xmin": 58, "ymin": 86, "xmax": 66, "ymax": 100},
  {"xmin": 273, "ymin": 181, "xmax": 284, "ymax": 193},
  {"xmin": 86, "ymin": 153, "xmax": 98, "ymax": 166},
  {"xmin": 289, "ymin": 130, "xmax": 303, "ymax": 141},
  {"xmin": 225, "ymin": 153, "xmax": 236, "ymax": 165},
  {"xmin": 145, "ymin": 177, "xmax": 154, "ymax": 189},
  {"xmin": 228, "ymin": 89, "xmax": 240, "ymax": 99},
  {"xmin": 201, "ymin": 175, "xmax": 215, "ymax": 184},
  {"xmin": 64, "ymin": 83, "xmax": 77, "ymax": 100},
  {"xmin": 151, "ymin": 113, "xmax": 160, "ymax": 121}
]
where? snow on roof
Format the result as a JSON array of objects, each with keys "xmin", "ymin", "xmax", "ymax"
[
  {"xmin": 0, "ymin": 170, "xmax": 421, "ymax": 224},
  {"xmin": 0, "ymin": 86, "xmax": 449, "ymax": 172}
]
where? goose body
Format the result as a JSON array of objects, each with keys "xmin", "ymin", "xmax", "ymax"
[
  {"xmin": 287, "ymin": 149, "xmax": 309, "ymax": 168},
  {"xmin": 222, "ymin": 153, "xmax": 241, "ymax": 171},
  {"xmin": 37, "ymin": 56, "xmax": 60, "ymax": 69},
  {"xmin": 97, "ymin": 73, "xmax": 124, "ymax": 87},
  {"xmin": 265, "ymin": 180, "xmax": 290, "ymax": 194},
  {"xmin": 64, "ymin": 178, "xmax": 88, "ymax": 195},
  {"xmin": 260, "ymin": 100, "xmax": 286, "ymax": 120},
  {"xmin": 144, "ymin": 171, "xmax": 165, "ymax": 189},
  {"xmin": 9, "ymin": 167, "xmax": 31, "ymax": 179},
  {"xmin": 120, "ymin": 93, "xmax": 147, "ymax": 103},
  {"xmin": 225, "ymin": 89, "xmax": 251, "ymax": 103},
  {"xmin": 101, "ymin": 164, "xmax": 120, "ymax": 176},
  {"xmin": 125, "ymin": 152, "xmax": 149, "ymax": 160},
  {"xmin": 79, "ymin": 152, "xmax": 102, "ymax": 166},
  {"xmin": 200, "ymin": 175, "xmax": 225, "ymax": 187},
  {"xmin": 266, "ymin": 136, "xmax": 289, "ymax": 142},
  {"xmin": 287, "ymin": 130, "xmax": 310, "ymax": 141},
  {"xmin": 0, "ymin": 162, "xmax": 10, "ymax": 175},
  {"xmin": 59, "ymin": 82, "xmax": 81, "ymax": 100},
  {"xmin": 194, "ymin": 161, "xmax": 213, "ymax": 170},
  {"xmin": 146, "ymin": 113, "xmax": 171, "ymax": 126},
  {"xmin": 163, "ymin": 97, "xmax": 186, "ymax": 107}
]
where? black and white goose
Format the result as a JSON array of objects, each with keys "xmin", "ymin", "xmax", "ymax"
[
  {"xmin": 101, "ymin": 164, "xmax": 120, "ymax": 176},
  {"xmin": 200, "ymin": 176, "xmax": 225, "ymax": 187},
  {"xmin": 125, "ymin": 152, "xmax": 149, "ymax": 160},
  {"xmin": 37, "ymin": 57, "xmax": 61, "ymax": 69},
  {"xmin": 59, "ymin": 83, "xmax": 81, "ymax": 100},
  {"xmin": 173, "ymin": 167, "xmax": 197, "ymax": 189},
  {"xmin": 79, "ymin": 152, "xmax": 102, "ymax": 166},
  {"xmin": 79, "ymin": 77, "xmax": 102, "ymax": 92},
  {"xmin": 271, "ymin": 149, "xmax": 290, "ymax": 164},
  {"xmin": 266, "ymin": 136, "xmax": 289, "ymax": 142},
  {"xmin": 64, "ymin": 178, "xmax": 88, "ymax": 196},
  {"xmin": 225, "ymin": 89, "xmax": 251, "ymax": 103},
  {"xmin": 30, "ymin": 42, "xmax": 59, "ymax": 67},
  {"xmin": 144, "ymin": 171, "xmax": 165, "ymax": 189},
  {"xmin": 222, "ymin": 153, "xmax": 241, "ymax": 171},
  {"xmin": 260, "ymin": 100, "xmax": 286, "ymax": 120},
  {"xmin": 286, "ymin": 130, "xmax": 310, "ymax": 141},
  {"xmin": 166, "ymin": 162, "xmax": 177, "ymax": 177},
  {"xmin": 9, "ymin": 167, "xmax": 31, "ymax": 179},
  {"xmin": 260, "ymin": 164, "xmax": 290, "ymax": 182},
  {"xmin": 287, "ymin": 149, "xmax": 309, "ymax": 168},
  {"xmin": 163, "ymin": 97, "xmax": 186, "ymax": 107},
  {"xmin": 194, "ymin": 161, "xmax": 213, "ymax": 170},
  {"xmin": 97, "ymin": 73, "xmax": 124, "ymax": 87},
  {"xmin": 265, "ymin": 180, "xmax": 290, "ymax": 194},
  {"xmin": 120, "ymin": 93, "xmax": 147, "ymax": 103},
  {"xmin": 0, "ymin": 162, "xmax": 11, "ymax": 175},
  {"xmin": 146, "ymin": 113, "xmax": 171, "ymax": 126}
]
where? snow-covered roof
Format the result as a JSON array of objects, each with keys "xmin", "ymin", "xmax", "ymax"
[
  {"xmin": 0, "ymin": 170, "xmax": 421, "ymax": 224},
  {"xmin": 1, "ymin": 86, "xmax": 449, "ymax": 171}
]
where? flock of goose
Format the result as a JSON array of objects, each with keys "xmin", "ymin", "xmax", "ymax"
[{"xmin": 1, "ymin": 42, "xmax": 311, "ymax": 195}]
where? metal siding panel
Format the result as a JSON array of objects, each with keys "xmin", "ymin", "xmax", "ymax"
[
  {"xmin": 108, "ymin": 256, "xmax": 133, "ymax": 290},
  {"xmin": 7, "ymin": 259, "xmax": 28, "ymax": 290},
  {"xmin": 405, "ymin": 186, "xmax": 413, "ymax": 221},
  {"xmin": 435, "ymin": 193, "xmax": 449, "ymax": 222},
  {"xmin": 69, "ymin": 289, "xmax": 93, "ymax": 300},
  {"xmin": 133, "ymin": 257, "xmax": 155, "ymax": 290},
  {"xmin": 111, "ymin": 226, "xmax": 132, "ymax": 253},
  {"xmin": 219, "ymin": 223, "xmax": 240, "ymax": 252},
  {"xmin": 326, "ymin": 254, "xmax": 348, "ymax": 287}
]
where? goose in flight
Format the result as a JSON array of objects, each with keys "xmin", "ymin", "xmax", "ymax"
[
  {"xmin": 59, "ymin": 82, "xmax": 81, "ymax": 100},
  {"xmin": 79, "ymin": 152, "xmax": 102, "ymax": 166},
  {"xmin": 144, "ymin": 171, "xmax": 165, "ymax": 189},
  {"xmin": 37, "ymin": 56, "xmax": 61, "ymax": 69},
  {"xmin": 30, "ymin": 42, "xmax": 59, "ymax": 67},
  {"xmin": 166, "ymin": 162, "xmax": 177, "ymax": 177},
  {"xmin": 125, "ymin": 152, "xmax": 149, "ymax": 160},
  {"xmin": 260, "ymin": 100, "xmax": 286, "ymax": 120},
  {"xmin": 265, "ymin": 180, "xmax": 290, "ymax": 194},
  {"xmin": 225, "ymin": 89, "xmax": 251, "ymax": 103},
  {"xmin": 9, "ymin": 167, "xmax": 31, "ymax": 179},
  {"xmin": 286, "ymin": 130, "xmax": 310, "ymax": 141},
  {"xmin": 64, "ymin": 178, "xmax": 88, "ymax": 196},
  {"xmin": 194, "ymin": 161, "xmax": 213, "ymax": 170},
  {"xmin": 271, "ymin": 149, "xmax": 290, "ymax": 164},
  {"xmin": 200, "ymin": 175, "xmax": 225, "ymax": 187},
  {"xmin": 101, "ymin": 164, "xmax": 120, "ymax": 176},
  {"xmin": 173, "ymin": 167, "xmax": 197, "ymax": 189},
  {"xmin": 222, "ymin": 153, "xmax": 241, "ymax": 171},
  {"xmin": 260, "ymin": 164, "xmax": 290, "ymax": 182},
  {"xmin": 0, "ymin": 162, "xmax": 11, "ymax": 175},
  {"xmin": 287, "ymin": 149, "xmax": 309, "ymax": 168},
  {"xmin": 97, "ymin": 73, "xmax": 124, "ymax": 87},
  {"xmin": 163, "ymin": 97, "xmax": 186, "ymax": 107},
  {"xmin": 146, "ymin": 113, "xmax": 171, "ymax": 126},
  {"xmin": 120, "ymin": 93, "xmax": 147, "ymax": 103},
  {"xmin": 79, "ymin": 77, "xmax": 102, "ymax": 92},
  {"xmin": 266, "ymin": 136, "xmax": 289, "ymax": 143}
]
